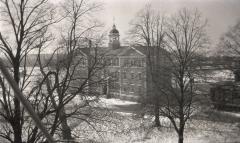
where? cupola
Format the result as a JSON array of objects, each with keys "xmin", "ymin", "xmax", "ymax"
[{"xmin": 109, "ymin": 24, "xmax": 120, "ymax": 49}]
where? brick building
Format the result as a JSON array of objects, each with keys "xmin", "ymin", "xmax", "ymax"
[{"xmin": 96, "ymin": 24, "xmax": 171, "ymax": 101}]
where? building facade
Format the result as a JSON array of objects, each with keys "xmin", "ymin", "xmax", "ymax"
[{"xmin": 97, "ymin": 24, "xmax": 170, "ymax": 101}]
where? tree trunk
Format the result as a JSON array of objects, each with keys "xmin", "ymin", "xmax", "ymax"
[
  {"xmin": 178, "ymin": 119, "xmax": 185, "ymax": 143},
  {"xmin": 178, "ymin": 129, "xmax": 184, "ymax": 143},
  {"xmin": 106, "ymin": 79, "xmax": 111, "ymax": 99},
  {"xmin": 13, "ymin": 121, "xmax": 22, "ymax": 143},
  {"xmin": 13, "ymin": 63, "xmax": 23, "ymax": 143},
  {"xmin": 154, "ymin": 101, "xmax": 160, "ymax": 127},
  {"xmin": 60, "ymin": 108, "xmax": 72, "ymax": 140}
]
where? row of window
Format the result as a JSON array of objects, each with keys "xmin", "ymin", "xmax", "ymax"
[
  {"xmin": 122, "ymin": 85, "xmax": 143, "ymax": 94},
  {"xmin": 69, "ymin": 57, "xmax": 88, "ymax": 67},
  {"xmin": 106, "ymin": 70, "xmax": 143, "ymax": 80},
  {"xmin": 105, "ymin": 57, "xmax": 145, "ymax": 67},
  {"xmin": 108, "ymin": 81, "xmax": 144, "ymax": 95},
  {"xmin": 106, "ymin": 71, "xmax": 120, "ymax": 79},
  {"xmin": 107, "ymin": 58, "xmax": 119, "ymax": 66},
  {"xmin": 123, "ymin": 58, "xmax": 145, "ymax": 67},
  {"xmin": 109, "ymin": 82, "xmax": 120, "ymax": 89},
  {"xmin": 122, "ymin": 71, "xmax": 142, "ymax": 80}
]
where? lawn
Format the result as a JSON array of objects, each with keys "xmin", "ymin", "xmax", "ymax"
[{"xmin": 69, "ymin": 98, "xmax": 240, "ymax": 143}]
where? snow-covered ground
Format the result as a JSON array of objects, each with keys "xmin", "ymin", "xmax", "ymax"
[
  {"xmin": 100, "ymin": 98, "xmax": 138, "ymax": 106},
  {"xmin": 0, "ymin": 68, "xmax": 238, "ymax": 142},
  {"xmin": 203, "ymin": 69, "xmax": 234, "ymax": 83},
  {"xmin": 69, "ymin": 98, "xmax": 240, "ymax": 143},
  {"xmin": 98, "ymin": 97, "xmax": 141, "ymax": 115}
]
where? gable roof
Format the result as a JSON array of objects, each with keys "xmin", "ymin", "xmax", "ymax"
[
  {"xmin": 133, "ymin": 46, "xmax": 169, "ymax": 56},
  {"xmin": 95, "ymin": 45, "xmax": 169, "ymax": 58},
  {"xmin": 98, "ymin": 46, "xmax": 145, "ymax": 57}
]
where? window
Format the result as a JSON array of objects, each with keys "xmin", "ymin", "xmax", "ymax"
[
  {"xmin": 118, "ymin": 71, "xmax": 120, "ymax": 78},
  {"xmin": 108, "ymin": 58, "xmax": 119, "ymax": 66},
  {"xmin": 131, "ymin": 72, "xmax": 134, "ymax": 79},
  {"xmin": 80, "ymin": 58, "xmax": 86, "ymax": 66},
  {"xmin": 115, "ymin": 71, "xmax": 120, "ymax": 79},
  {"xmin": 138, "ymin": 73, "xmax": 141, "ymax": 80},
  {"xmin": 108, "ymin": 58, "xmax": 112, "ymax": 66},
  {"xmin": 111, "ymin": 82, "xmax": 119, "ymax": 90},
  {"xmin": 138, "ymin": 86, "xmax": 142, "ymax": 94},
  {"xmin": 142, "ymin": 59, "xmax": 145, "ymax": 67},
  {"xmin": 124, "ymin": 59, "xmax": 129, "ymax": 67},
  {"xmin": 111, "ymin": 58, "xmax": 114, "ymax": 66},
  {"xmin": 139, "ymin": 60, "xmax": 142, "ymax": 67},
  {"xmin": 115, "ymin": 58, "xmax": 119, "ymax": 66},
  {"xmin": 122, "ymin": 86, "xmax": 128, "ymax": 93},
  {"xmin": 131, "ymin": 60, "xmax": 134, "ymax": 66},
  {"xmin": 113, "ymin": 58, "xmax": 116, "ymax": 66},
  {"xmin": 112, "ymin": 58, "xmax": 116, "ymax": 66},
  {"xmin": 134, "ymin": 59, "xmax": 138, "ymax": 67},
  {"xmin": 122, "ymin": 70, "xmax": 127, "ymax": 79},
  {"xmin": 130, "ymin": 85, "xmax": 134, "ymax": 93}
]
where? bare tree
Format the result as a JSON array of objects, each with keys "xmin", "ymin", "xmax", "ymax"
[
  {"xmin": 58, "ymin": 0, "xmax": 103, "ymax": 140},
  {"xmin": 35, "ymin": 0, "xmax": 106, "ymax": 141},
  {"xmin": 0, "ymin": 0, "xmax": 57, "ymax": 142},
  {"xmin": 218, "ymin": 20, "xmax": 240, "ymax": 56},
  {"xmin": 36, "ymin": 38, "xmax": 107, "ymax": 142},
  {"xmin": 217, "ymin": 20, "xmax": 240, "ymax": 81},
  {"xmin": 161, "ymin": 8, "xmax": 208, "ymax": 143},
  {"xmin": 129, "ymin": 5, "xmax": 208, "ymax": 143},
  {"xmin": 0, "ymin": 0, "xmax": 106, "ymax": 142},
  {"xmin": 129, "ymin": 4, "xmax": 166, "ymax": 127}
]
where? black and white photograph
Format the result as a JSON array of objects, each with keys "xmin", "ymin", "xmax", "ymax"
[{"xmin": 0, "ymin": 0, "xmax": 240, "ymax": 142}]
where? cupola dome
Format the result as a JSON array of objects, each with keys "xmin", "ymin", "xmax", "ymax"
[{"xmin": 110, "ymin": 24, "xmax": 119, "ymax": 34}]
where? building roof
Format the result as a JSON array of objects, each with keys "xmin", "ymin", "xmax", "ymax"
[
  {"xmin": 109, "ymin": 24, "xmax": 119, "ymax": 34},
  {"xmin": 133, "ymin": 46, "xmax": 169, "ymax": 55},
  {"xmin": 94, "ymin": 45, "xmax": 168, "ymax": 58},
  {"xmin": 97, "ymin": 46, "xmax": 145, "ymax": 57}
]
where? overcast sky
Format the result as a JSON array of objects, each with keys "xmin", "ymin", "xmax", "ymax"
[
  {"xmin": 1, "ymin": 0, "xmax": 240, "ymax": 49},
  {"xmin": 96, "ymin": 0, "xmax": 240, "ymax": 47}
]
